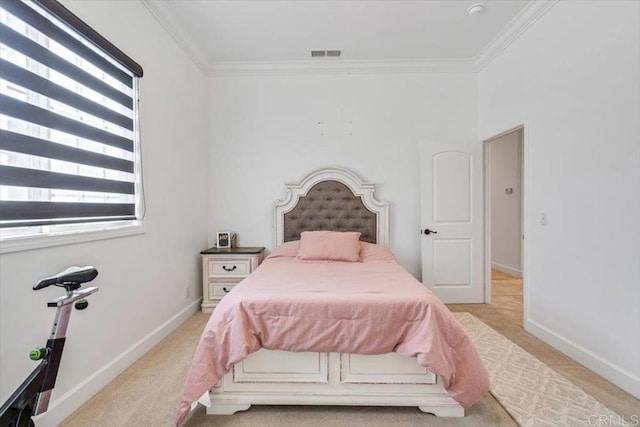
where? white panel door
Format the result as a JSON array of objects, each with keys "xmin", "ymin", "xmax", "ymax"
[{"xmin": 421, "ymin": 142, "xmax": 484, "ymax": 303}]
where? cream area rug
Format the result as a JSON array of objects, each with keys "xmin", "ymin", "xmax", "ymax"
[{"xmin": 455, "ymin": 312, "xmax": 621, "ymax": 427}]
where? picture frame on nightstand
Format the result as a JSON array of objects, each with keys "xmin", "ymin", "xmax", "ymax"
[{"xmin": 217, "ymin": 231, "xmax": 231, "ymax": 248}]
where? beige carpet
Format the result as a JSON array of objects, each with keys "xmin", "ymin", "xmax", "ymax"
[{"xmin": 60, "ymin": 312, "xmax": 621, "ymax": 427}]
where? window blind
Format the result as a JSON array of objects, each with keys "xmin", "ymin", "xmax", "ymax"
[{"xmin": 0, "ymin": 0, "xmax": 143, "ymax": 229}]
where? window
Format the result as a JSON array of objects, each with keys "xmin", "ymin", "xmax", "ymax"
[{"xmin": 0, "ymin": 0, "xmax": 143, "ymax": 243}]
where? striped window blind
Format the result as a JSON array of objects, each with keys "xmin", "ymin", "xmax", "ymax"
[{"xmin": 0, "ymin": 0, "xmax": 143, "ymax": 231}]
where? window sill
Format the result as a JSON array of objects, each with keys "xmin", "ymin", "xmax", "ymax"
[{"xmin": 0, "ymin": 223, "xmax": 145, "ymax": 254}]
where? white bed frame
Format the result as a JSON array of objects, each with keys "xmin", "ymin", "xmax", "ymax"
[{"xmin": 208, "ymin": 167, "xmax": 464, "ymax": 417}]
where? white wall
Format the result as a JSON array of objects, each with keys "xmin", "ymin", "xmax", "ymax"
[
  {"xmin": 479, "ymin": 0, "xmax": 640, "ymax": 397},
  {"xmin": 0, "ymin": 1, "xmax": 209, "ymax": 425},
  {"xmin": 207, "ymin": 72, "xmax": 478, "ymax": 277},
  {"xmin": 490, "ymin": 129, "xmax": 522, "ymax": 276}
]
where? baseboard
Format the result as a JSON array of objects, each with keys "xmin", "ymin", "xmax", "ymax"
[
  {"xmin": 524, "ymin": 317, "xmax": 640, "ymax": 399},
  {"xmin": 34, "ymin": 298, "xmax": 202, "ymax": 427},
  {"xmin": 491, "ymin": 262, "xmax": 522, "ymax": 278}
]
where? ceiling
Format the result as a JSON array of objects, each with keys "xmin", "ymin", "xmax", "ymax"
[{"xmin": 143, "ymin": 0, "xmax": 533, "ymax": 70}]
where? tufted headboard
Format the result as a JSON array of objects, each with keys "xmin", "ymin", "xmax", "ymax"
[{"xmin": 273, "ymin": 167, "xmax": 389, "ymax": 247}]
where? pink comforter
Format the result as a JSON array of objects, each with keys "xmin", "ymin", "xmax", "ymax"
[{"xmin": 176, "ymin": 248, "xmax": 489, "ymax": 424}]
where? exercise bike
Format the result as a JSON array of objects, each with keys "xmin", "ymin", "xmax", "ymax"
[{"xmin": 0, "ymin": 266, "xmax": 99, "ymax": 427}]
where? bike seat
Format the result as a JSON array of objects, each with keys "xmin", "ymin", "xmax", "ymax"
[{"xmin": 33, "ymin": 266, "xmax": 98, "ymax": 290}]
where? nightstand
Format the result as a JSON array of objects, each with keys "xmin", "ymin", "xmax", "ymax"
[{"xmin": 200, "ymin": 246, "xmax": 265, "ymax": 313}]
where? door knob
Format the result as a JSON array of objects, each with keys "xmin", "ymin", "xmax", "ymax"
[{"xmin": 423, "ymin": 228, "xmax": 438, "ymax": 235}]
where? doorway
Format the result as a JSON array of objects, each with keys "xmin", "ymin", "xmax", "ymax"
[{"xmin": 484, "ymin": 127, "xmax": 524, "ymax": 325}]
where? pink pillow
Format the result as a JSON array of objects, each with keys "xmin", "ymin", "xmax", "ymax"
[
  {"xmin": 359, "ymin": 241, "xmax": 396, "ymax": 262},
  {"xmin": 266, "ymin": 240, "xmax": 300, "ymax": 259},
  {"xmin": 297, "ymin": 231, "xmax": 362, "ymax": 262}
]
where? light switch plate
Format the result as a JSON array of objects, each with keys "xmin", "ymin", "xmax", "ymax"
[{"xmin": 540, "ymin": 213, "xmax": 548, "ymax": 226}]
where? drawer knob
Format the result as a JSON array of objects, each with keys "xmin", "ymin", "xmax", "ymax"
[
  {"xmin": 222, "ymin": 265, "xmax": 237, "ymax": 272},
  {"xmin": 222, "ymin": 287, "xmax": 231, "ymax": 293}
]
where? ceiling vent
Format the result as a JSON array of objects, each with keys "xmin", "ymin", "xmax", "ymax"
[{"xmin": 311, "ymin": 49, "xmax": 342, "ymax": 58}]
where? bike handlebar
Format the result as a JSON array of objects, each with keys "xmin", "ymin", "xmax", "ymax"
[{"xmin": 33, "ymin": 266, "xmax": 98, "ymax": 290}]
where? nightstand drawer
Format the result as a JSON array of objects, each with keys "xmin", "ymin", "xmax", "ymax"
[
  {"xmin": 210, "ymin": 283, "xmax": 236, "ymax": 297},
  {"xmin": 201, "ymin": 247, "xmax": 265, "ymax": 313},
  {"xmin": 208, "ymin": 259, "xmax": 250, "ymax": 276}
]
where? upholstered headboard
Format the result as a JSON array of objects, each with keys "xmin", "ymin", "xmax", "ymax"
[{"xmin": 273, "ymin": 167, "xmax": 389, "ymax": 247}]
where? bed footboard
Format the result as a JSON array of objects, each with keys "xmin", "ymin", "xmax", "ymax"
[{"xmin": 208, "ymin": 349, "xmax": 464, "ymax": 417}]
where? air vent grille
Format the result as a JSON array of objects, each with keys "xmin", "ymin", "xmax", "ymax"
[{"xmin": 311, "ymin": 49, "xmax": 341, "ymax": 58}]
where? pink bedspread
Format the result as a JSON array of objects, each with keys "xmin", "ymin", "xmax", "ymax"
[{"xmin": 176, "ymin": 251, "xmax": 489, "ymax": 424}]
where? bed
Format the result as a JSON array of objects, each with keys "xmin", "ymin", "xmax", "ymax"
[{"xmin": 176, "ymin": 167, "xmax": 489, "ymax": 425}]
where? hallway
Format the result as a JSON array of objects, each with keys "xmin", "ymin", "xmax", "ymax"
[{"xmin": 490, "ymin": 269, "xmax": 523, "ymax": 326}]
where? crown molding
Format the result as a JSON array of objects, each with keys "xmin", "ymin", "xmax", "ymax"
[
  {"xmin": 474, "ymin": 0, "xmax": 560, "ymax": 70},
  {"xmin": 141, "ymin": 0, "xmax": 558, "ymax": 77},
  {"xmin": 207, "ymin": 59, "xmax": 477, "ymax": 77},
  {"xmin": 139, "ymin": 0, "xmax": 209, "ymax": 74}
]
